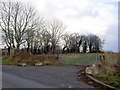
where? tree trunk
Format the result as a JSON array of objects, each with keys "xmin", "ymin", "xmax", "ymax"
[
  {"xmin": 89, "ymin": 44, "xmax": 92, "ymax": 53},
  {"xmin": 17, "ymin": 44, "xmax": 20, "ymax": 53},
  {"xmin": 52, "ymin": 45, "xmax": 56, "ymax": 54},
  {"xmin": 27, "ymin": 43, "xmax": 30, "ymax": 52}
]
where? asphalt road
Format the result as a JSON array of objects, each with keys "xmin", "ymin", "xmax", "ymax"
[
  {"xmin": 2, "ymin": 65, "xmax": 93, "ymax": 88},
  {"xmin": 2, "ymin": 71, "xmax": 53, "ymax": 88}
]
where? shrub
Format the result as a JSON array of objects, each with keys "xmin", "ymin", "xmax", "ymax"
[{"xmin": 7, "ymin": 53, "xmax": 59, "ymax": 66}]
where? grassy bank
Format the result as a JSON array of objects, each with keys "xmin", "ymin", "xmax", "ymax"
[
  {"xmin": 94, "ymin": 53, "xmax": 120, "ymax": 88},
  {"xmin": 1, "ymin": 53, "xmax": 59, "ymax": 66}
]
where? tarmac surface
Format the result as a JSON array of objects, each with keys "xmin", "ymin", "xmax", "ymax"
[{"xmin": 2, "ymin": 65, "xmax": 93, "ymax": 88}]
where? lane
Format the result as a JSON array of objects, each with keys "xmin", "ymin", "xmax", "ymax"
[
  {"xmin": 2, "ymin": 65, "xmax": 93, "ymax": 88},
  {"xmin": 2, "ymin": 71, "xmax": 55, "ymax": 88}
]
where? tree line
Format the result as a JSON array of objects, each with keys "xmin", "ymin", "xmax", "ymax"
[
  {"xmin": 62, "ymin": 33, "xmax": 104, "ymax": 53},
  {"xmin": 0, "ymin": 2, "xmax": 104, "ymax": 54}
]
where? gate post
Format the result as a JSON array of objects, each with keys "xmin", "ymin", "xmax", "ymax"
[
  {"xmin": 96, "ymin": 53, "xmax": 99, "ymax": 64},
  {"xmin": 59, "ymin": 54, "xmax": 61, "ymax": 64}
]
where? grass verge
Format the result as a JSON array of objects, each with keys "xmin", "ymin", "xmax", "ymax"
[
  {"xmin": 2, "ymin": 53, "xmax": 60, "ymax": 66},
  {"xmin": 93, "ymin": 53, "xmax": 120, "ymax": 88},
  {"xmin": 0, "ymin": 58, "xmax": 16, "ymax": 65}
]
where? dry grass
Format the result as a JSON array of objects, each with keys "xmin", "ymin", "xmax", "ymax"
[
  {"xmin": 2, "ymin": 52, "xmax": 59, "ymax": 66},
  {"xmin": 95, "ymin": 52, "xmax": 120, "ymax": 87},
  {"xmin": 100, "ymin": 53, "xmax": 119, "ymax": 74}
]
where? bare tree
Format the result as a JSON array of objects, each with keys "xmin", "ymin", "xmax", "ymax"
[
  {"xmin": 62, "ymin": 33, "xmax": 71, "ymax": 53},
  {"xmin": 0, "ymin": 2, "xmax": 14, "ymax": 48},
  {"xmin": 87, "ymin": 34, "xmax": 104, "ymax": 53},
  {"xmin": 63, "ymin": 33, "xmax": 104, "ymax": 53},
  {"xmin": 41, "ymin": 30, "xmax": 51, "ymax": 53},
  {"xmin": 93, "ymin": 35, "xmax": 104, "ymax": 52},
  {"xmin": 82, "ymin": 35, "xmax": 88, "ymax": 53},
  {"xmin": 47, "ymin": 18, "xmax": 66, "ymax": 53},
  {"xmin": 68, "ymin": 33, "xmax": 77, "ymax": 52},
  {"xmin": 25, "ymin": 17, "xmax": 44, "ymax": 52},
  {"xmin": 64, "ymin": 33, "xmax": 84, "ymax": 53},
  {"xmin": 0, "ymin": 2, "xmax": 41, "ymax": 50},
  {"xmin": 74, "ymin": 33, "xmax": 84, "ymax": 53}
]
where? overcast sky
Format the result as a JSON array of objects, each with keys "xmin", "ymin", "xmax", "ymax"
[{"xmin": 0, "ymin": 0, "xmax": 119, "ymax": 52}]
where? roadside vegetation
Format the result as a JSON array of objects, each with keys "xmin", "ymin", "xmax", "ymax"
[
  {"xmin": 0, "ymin": 55, "xmax": 15, "ymax": 65},
  {"xmin": 1, "ymin": 53, "xmax": 59, "ymax": 66},
  {"xmin": 93, "ymin": 53, "xmax": 120, "ymax": 88},
  {"xmin": 0, "ymin": 58, "xmax": 15, "ymax": 65}
]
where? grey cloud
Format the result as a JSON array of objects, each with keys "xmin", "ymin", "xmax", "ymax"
[{"xmin": 103, "ymin": 24, "xmax": 118, "ymax": 52}]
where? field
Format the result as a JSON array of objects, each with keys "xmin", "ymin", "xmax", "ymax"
[{"xmin": 61, "ymin": 53, "xmax": 96, "ymax": 65}]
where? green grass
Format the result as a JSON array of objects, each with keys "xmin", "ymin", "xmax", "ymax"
[
  {"xmin": 94, "ymin": 73, "xmax": 120, "ymax": 87},
  {"xmin": 62, "ymin": 54, "xmax": 96, "ymax": 65},
  {"xmin": 0, "ymin": 59, "xmax": 15, "ymax": 65}
]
